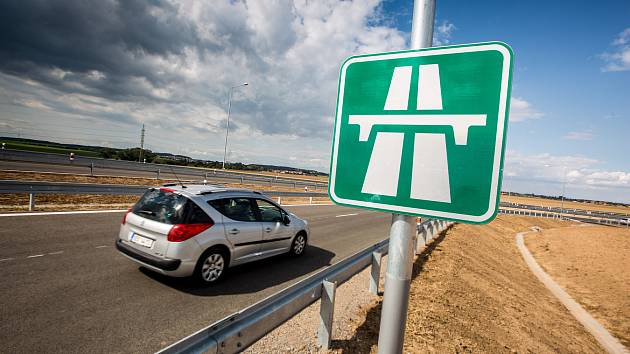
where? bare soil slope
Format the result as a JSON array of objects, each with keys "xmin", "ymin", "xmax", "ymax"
[
  {"xmin": 335, "ymin": 216, "xmax": 604, "ymax": 353},
  {"xmin": 526, "ymin": 225, "xmax": 630, "ymax": 348}
]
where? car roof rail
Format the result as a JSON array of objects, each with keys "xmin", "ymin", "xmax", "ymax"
[{"xmin": 198, "ymin": 188, "xmax": 263, "ymax": 196}]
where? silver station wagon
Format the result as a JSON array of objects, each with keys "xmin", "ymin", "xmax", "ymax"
[{"xmin": 116, "ymin": 184, "xmax": 309, "ymax": 284}]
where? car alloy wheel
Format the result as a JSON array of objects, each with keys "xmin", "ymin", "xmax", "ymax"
[
  {"xmin": 201, "ymin": 253, "xmax": 225, "ymax": 283},
  {"xmin": 292, "ymin": 234, "xmax": 306, "ymax": 256}
]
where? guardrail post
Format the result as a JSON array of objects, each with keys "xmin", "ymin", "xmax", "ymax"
[
  {"xmin": 416, "ymin": 228, "xmax": 426, "ymax": 254},
  {"xmin": 240, "ymin": 177, "xmax": 244, "ymax": 184},
  {"xmin": 293, "ymin": 182, "xmax": 297, "ymax": 189},
  {"xmin": 90, "ymin": 162, "xmax": 94, "ymax": 176},
  {"xmin": 369, "ymin": 252, "xmax": 383, "ymax": 295},
  {"xmin": 277, "ymin": 197, "xmax": 281, "ymax": 205},
  {"xmin": 156, "ymin": 169, "xmax": 160, "ymax": 180},
  {"xmin": 309, "ymin": 197, "xmax": 313, "ymax": 205},
  {"xmin": 317, "ymin": 280, "xmax": 337, "ymax": 349},
  {"xmin": 423, "ymin": 224, "xmax": 432, "ymax": 243},
  {"xmin": 28, "ymin": 193, "xmax": 35, "ymax": 211}
]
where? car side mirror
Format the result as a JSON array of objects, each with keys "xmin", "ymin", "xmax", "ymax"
[{"xmin": 283, "ymin": 214, "xmax": 291, "ymax": 225}]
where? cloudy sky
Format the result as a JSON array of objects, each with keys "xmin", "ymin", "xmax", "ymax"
[{"xmin": 0, "ymin": 0, "xmax": 628, "ymax": 203}]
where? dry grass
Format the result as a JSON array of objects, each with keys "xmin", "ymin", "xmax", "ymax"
[
  {"xmin": 228, "ymin": 169, "xmax": 329, "ymax": 183},
  {"xmin": 0, "ymin": 171, "xmax": 331, "ymax": 211},
  {"xmin": 0, "ymin": 170, "xmax": 166, "ymax": 186},
  {"xmin": 331, "ymin": 216, "xmax": 605, "ymax": 353},
  {"xmin": 526, "ymin": 225, "xmax": 630, "ymax": 347}
]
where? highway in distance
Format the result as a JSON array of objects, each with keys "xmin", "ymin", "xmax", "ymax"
[{"xmin": 0, "ymin": 204, "xmax": 390, "ymax": 353}]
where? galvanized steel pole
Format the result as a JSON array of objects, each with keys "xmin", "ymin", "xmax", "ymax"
[
  {"xmin": 377, "ymin": 1, "xmax": 435, "ymax": 353},
  {"xmin": 222, "ymin": 83, "xmax": 248, "ymax": 170}
]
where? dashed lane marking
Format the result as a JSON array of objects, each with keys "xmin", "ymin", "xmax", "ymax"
[
  {"xmin": 335, "ymin": 213, "xmax": 359, "ymax": 218},
  {"xmin": 0, "ymin": 258, "xmax": 15, "ymax": 262},
  {"xmin": 0, "ymin": 210, "xmax": 127, "ymax": 217},
  {"xmin": 27, "ymin": 254, "xmax": 45, "ymax": 258},
  {"xmin": 95, "ymin": 245, "xmax": 109, "ymax": 248},
  {"xmin": 48, "ymin": 251, "xmax": 64, "ymax": 255}
]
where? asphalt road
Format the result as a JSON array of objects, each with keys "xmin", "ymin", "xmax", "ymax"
[
  {"xmin": 0, "ymin": 204, "xmax": 390, "ymax": 354},
  {"xmin": 0, "ymin": 160, "xmax": 326, "ymax": 190},
  {"xmin": 0, "ymin": 160, "xmax": 255, "ymax": 183}
]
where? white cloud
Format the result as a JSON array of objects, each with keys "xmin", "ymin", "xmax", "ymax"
[
  {"xmin": 509, "ymin": 97, "xmax": 544, "ymax": 122},
  {"xmin": 503, "ymin": 150, "xmax": 630, "ymax": 203},
  {"xmin": 563, "ymin": 131, "xmax": 594, "ymax": 141},
  {"xmin": 433, "ymin": 20, "xmax": 456, "ymax": 46},
  {"xmin": 600, "ymin": 28, "xmax": 630, "ymax": 72},
  {"xmin": 0, "ymin": 0, "xmax": 416, "ymax": 170}
]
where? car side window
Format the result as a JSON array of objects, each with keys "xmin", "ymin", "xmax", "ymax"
[
  {"xmin": 187, "ymin": 201, "xmax": 213, "ymax": 224},
  {"xmin": 208, "ymin": 198, "xmax": 257, "ymax": 222},
  {"xmin": 254, "ymin": 199, "xmax": 284, "ymax": 223}
]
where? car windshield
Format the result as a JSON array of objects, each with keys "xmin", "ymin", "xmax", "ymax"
[{"xmin": 131, "ymin": 188, "xmax": 190, "ymax": 224}]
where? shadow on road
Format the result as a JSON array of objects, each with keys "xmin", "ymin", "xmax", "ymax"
[
  {"xmin": 139, "ymin": 245, "xmax": 336, "ymax": 296},
  {"xmin": 329, "ymin": 226, "xmax": 451, "ymax": 353}
]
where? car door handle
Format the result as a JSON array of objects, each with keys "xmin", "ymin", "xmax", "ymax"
[
  {"xmin": 228, "ymin": 229, "xmax": 240, "ymax": 235},
  {"xmin": 264, "ymin": 227, "xmax": 272, "ymax": 233}
]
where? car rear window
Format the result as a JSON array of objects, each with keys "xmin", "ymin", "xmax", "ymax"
[{"xmin": 132, "ymin": 188, "xmax": 212, "ymax": 224}]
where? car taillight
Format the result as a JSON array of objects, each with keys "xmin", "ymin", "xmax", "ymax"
[
  {"xmin": 122, "ymin": 209, "xmax": 132, "ymax": 225},
  {"xmin": 167, "ymin": 223, "xmax": 213, "ymax": 242}
]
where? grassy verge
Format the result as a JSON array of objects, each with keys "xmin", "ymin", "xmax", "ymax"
[{"xmin": 2, "ymin": 142, "xmax": 100, "ymax": 157}]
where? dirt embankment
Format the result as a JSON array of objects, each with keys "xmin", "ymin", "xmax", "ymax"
[
  {"xmin": 526, "ymin": 225, "xmax": 630, "ymax": 348},
  {"xmin": 332, "ymin": 216, "xmax": 605, "ymax": 353}
]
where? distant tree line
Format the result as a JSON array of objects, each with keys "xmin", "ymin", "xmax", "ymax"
[{"xmin": 0, "ymin": 136, "xmax": 328, "ymax": 176}]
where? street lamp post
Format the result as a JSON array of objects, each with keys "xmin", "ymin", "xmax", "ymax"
[
  {"xmin": 222, "ymin": 82, "xmax": 248, "ymax": 169},
  {"xmin": 560, "ymin": 166, "xmax": 567, "ymax": 214}
]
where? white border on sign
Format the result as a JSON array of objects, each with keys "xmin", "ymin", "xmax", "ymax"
[{"xmin": 329, "ymin": 43, "xmax": 511, "ymax": 223}]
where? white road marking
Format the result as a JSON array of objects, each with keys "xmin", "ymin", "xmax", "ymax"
[
  {"xmin": 0, "ymin": 209, "xmax": 127, "ymax": 217},
  {"xmin": 95, "ymin": 245, "xmax": 109, "ymax": 249},
  {"xmin": 0, "ymin": 204, "xmax": 335, "ymax": 217},
  {"xmin": 48, "ymin": 251, "xmax": 64, "ymax": 255},
  {"xmin": 27, "ymin": 254, "xmax": 45, "ymax": 258},
  {"xmin": 0, "ymin": 258, "xmax": 15, "ymax": 262},
  {"xmin": 280, "ymin": 203, "xmax": 334, "ymax": 207},
  {"xmin": 335, "ymin": 213, "xmax": 359, "ymax": 218}
]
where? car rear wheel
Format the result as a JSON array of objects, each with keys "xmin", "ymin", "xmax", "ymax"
[
  {"xmin": 195, "ymin": 249, "xmax": 228, "ymax": 284},
  {"xmin": 289, "ymin": 233, "xmax": 307, "ymax": 257}
]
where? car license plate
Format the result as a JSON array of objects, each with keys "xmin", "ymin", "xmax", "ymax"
[{"xmin": 128, "ymin": 232, "xmax": 154, "ymax": 248}]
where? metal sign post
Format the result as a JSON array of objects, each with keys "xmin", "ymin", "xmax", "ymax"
[
  {"xmin": 376, "ymin": 2, "xmax": 435, "ymax": 352},
  {"xmin": 328, "ymin": 0, "xmax": 512, "ymax": 350}
]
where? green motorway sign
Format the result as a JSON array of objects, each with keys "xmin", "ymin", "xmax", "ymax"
[{"xmin": 328, "ymin": 42, "xmax": 513, "ymax": 223}]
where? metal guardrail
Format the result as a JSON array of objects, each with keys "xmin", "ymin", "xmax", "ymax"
[
  {"xmin": 157, "ymin": 218, "xmax": 454, "ymax": 354},
  {"xmin": 3, "ymin": 180, "xmax": 625, "ymax": 226},
  {"xmin": 0, "ymin": 180, "xmax": 329, "ymax": 197},
  {"xmin": 499, "ymin": 208, "xmax": 629, "ymax": 227},
  {"xmin": 0, "ymin": 180, "xmax": 149, "ymax": 195},
  {"xmin": 0, "ymin": 149, "xmax": 329, "ymax": 189},
  {"xmin": 0, "ymin": 180, "xmax": 329, "ymax": 211},
  {"xmin": 500, "ymin": 201, "xmax": 629, "ymax": 220}
]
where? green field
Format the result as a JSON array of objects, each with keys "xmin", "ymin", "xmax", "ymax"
[{"xmin": 1, "ymin": 141, "xmax": 100, "ymax": 157}]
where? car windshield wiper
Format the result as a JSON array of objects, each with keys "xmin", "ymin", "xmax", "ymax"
[{"xmin": 137, "ymin": 209, "xmax": 156, "ymax": 216}]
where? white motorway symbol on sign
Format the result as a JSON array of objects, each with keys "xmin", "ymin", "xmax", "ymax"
[{"xmin": 329, "ymin": 42, "xmax": 513, "ymax": 223}]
